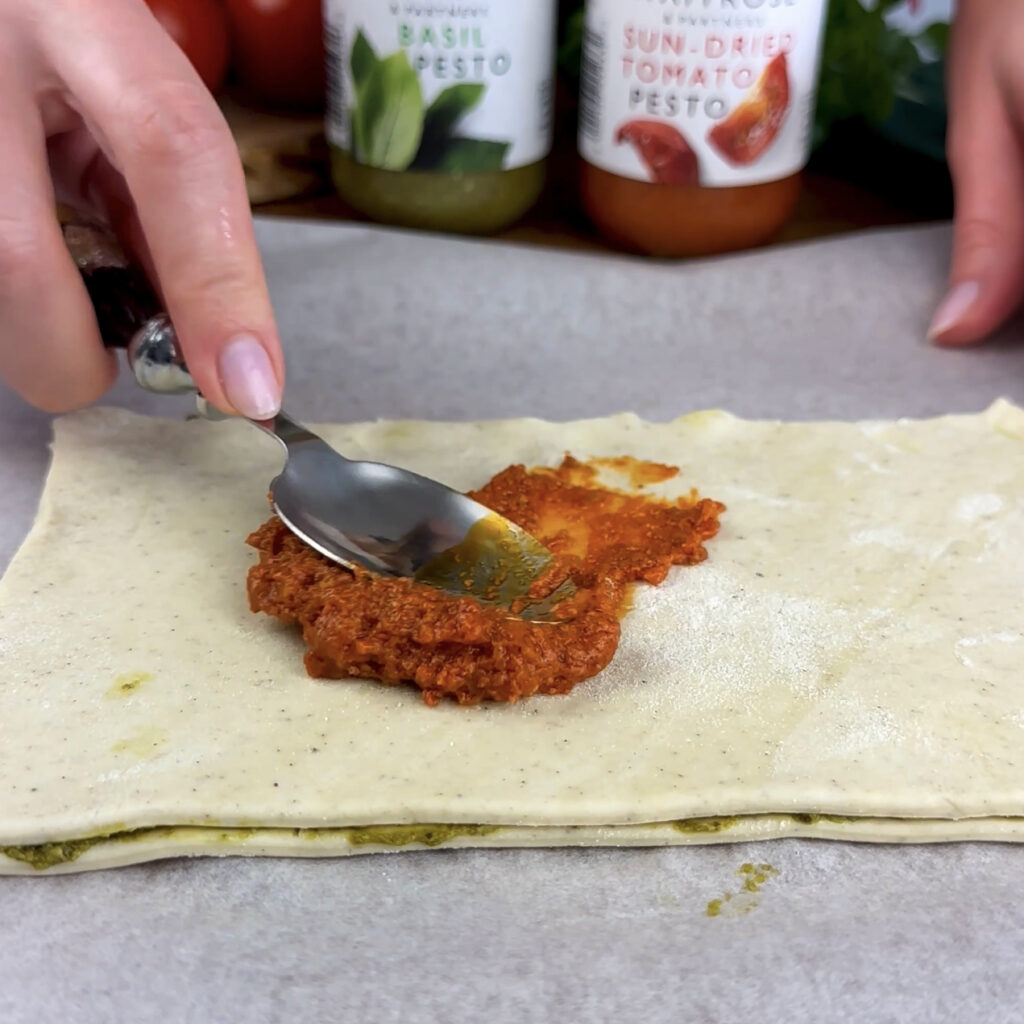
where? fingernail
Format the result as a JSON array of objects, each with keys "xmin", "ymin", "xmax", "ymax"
[
  {"xmin": 928, "ymin": 281, "xmax": 980, "ymax": 340},
  {"xmin": 217, "ymin": 334, "xmax": 281, "ymax": 420}
]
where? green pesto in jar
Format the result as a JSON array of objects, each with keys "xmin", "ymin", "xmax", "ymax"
[{"xmin": 331, "ymin": 151, "xmax": 546, "ymax": 235}]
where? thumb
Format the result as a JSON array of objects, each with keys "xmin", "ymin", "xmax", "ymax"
[{"xmin": 930, "ymin": 95, "xmax": 1024, "ymax": 345}]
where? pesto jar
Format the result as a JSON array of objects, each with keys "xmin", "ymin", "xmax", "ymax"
[{"xmin": 324, "ymin": 1, "xmax": 557, "ymax": 235}]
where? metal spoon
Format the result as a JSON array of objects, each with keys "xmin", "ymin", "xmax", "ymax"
[{"xmin": 63, "ymin": 216, "xmax": 573, "ymax": 621}]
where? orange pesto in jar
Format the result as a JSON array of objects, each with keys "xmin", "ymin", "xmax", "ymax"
[
  {"xmin": 247, "ymin": 456, "xmax": 724, "ymax": 706},
  {"xmin": 580, "ymin": 164, "xmax": 801, "ymax": 258}
]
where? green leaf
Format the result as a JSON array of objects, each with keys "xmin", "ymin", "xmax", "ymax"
[
  {"xmin": 813, "ymin": 0, "xmax": 932, "ymax": 147},
  {"xmin": 557, "ymin": 8, "xmax": 584, "ymax": 85},
  {"xmin": 424, "ymin": 84, "xmax": 485, "ymax": 140},
  {"xmin": 411, "ymin": 84, "xmax": 486, "ymax": 169},
  {"xmin": 358, "ymin": 52, "xmax": 425, "ymax": 171},
  {"xmin": 432, "ymin": 138, "xmax": 510, "ymax": 174},
  {"xmin": 918, "ymin": 21, "xmax": 950, "ymax": 54},
  {"xmin": 350, "ymin": 30, "xmax": 378, "ymax": 94},
  {"xmin": 347, "ymin": 31, "xmax": 380, "ymax": 160}
]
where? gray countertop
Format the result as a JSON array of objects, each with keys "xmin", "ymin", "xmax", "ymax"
[{"xmin": 1, "ymin": 218, "xmax": 1023, "ymax": 1024}]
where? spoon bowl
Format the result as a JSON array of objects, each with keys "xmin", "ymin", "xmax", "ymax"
[{"xmin": 260, "ymin": 413, "xmax": 574, "ymax": 621}]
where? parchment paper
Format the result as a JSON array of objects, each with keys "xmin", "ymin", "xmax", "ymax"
[{"xmin": 2, "ymin": 219, "xmax": 1023, "ymax": 1022}]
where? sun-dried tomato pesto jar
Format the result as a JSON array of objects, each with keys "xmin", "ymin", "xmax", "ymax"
[
  {"xmin": 577, "ymin": 0, "xmax": 828, "ymax": 257},
  {"xmin": 324, "ymin": 1, "xmax": 558, "ymax": 235}
]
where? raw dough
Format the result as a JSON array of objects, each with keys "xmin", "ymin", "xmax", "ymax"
[{"xmin": 2, "ymin": 401, "xmax": 1023, "ymax": 873}]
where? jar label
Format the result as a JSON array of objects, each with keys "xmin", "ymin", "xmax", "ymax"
[
  {"xmin": 324, "ymin": 1, "xmax": 557, "ymax": 174},
  {"xmin": 578, "ymin": 0, "xmax": 828, "ymax": 188}
]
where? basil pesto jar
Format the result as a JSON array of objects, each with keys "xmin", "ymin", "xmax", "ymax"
[{"xmin": 324, "ymin": 1, "xmax": 557, "ymax": 234}]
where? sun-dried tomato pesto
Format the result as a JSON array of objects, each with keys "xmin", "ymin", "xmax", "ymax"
[{"xmin": 246, "ymin": 456, "xmax": 724, "ymax": 706}]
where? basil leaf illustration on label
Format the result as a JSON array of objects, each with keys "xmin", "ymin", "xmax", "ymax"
[
  {"xmin": 359, "ymin": 52, "xmax": 424, "ymax": 171},
  {"xmin": 349, "ymin": 31, "xmax": 380, "ymax": 163},
  {"xmin": 433, "ymin": 138, "xmax": 510, "ymax": 174},
  {"xmin": 423, "ymin": 84, "xmax": 485, "ymax": 141},
  {"xmin": 412, "ymin": 83, "xmax": 486, "ymax": 170},
  {"xmin": 350, "ymin": 29, "xmax": 378, "ymax": 92}
]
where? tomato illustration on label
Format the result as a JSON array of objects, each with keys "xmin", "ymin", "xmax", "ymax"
[
  {"xmin": 707, "ymin": 54, "xmax": 791, "ymax": 166},
  {"xmin": 615, "ymin": 120, "xmax": 700, "ymax": 186}
]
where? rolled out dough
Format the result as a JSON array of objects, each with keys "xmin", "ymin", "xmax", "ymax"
[{"xmin": 2, "ymin": 401, "xmax": 1023, "ymax": 874}]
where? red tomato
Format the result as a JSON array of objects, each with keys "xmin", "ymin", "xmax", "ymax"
[
  {"xmin": 707, "ymin": 53, "xmax": 790, "ymax": 167},
  {"xmin": 616, "ymin": 120, "xmax": 700, "ymax": 186},
  {"xmin": 145, "ymin": 0, "xmax": 231, "ymax": 94},
  {"xmin": 223, "ymin": 0, "xmax": 326, "ymax": 109}
]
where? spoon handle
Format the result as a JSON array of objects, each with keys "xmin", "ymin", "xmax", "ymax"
[
  {"xmin": 61, "ymin": 213, "xmax": 197, "ymax": 396},
  {"xmin": 254, "ymin": 411, "xmax": 321, "ymax": 445}
]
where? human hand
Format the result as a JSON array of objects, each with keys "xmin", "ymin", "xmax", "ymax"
[
  {"xmin": 0, "ymin": 0, "xmax": 284, "ymax": 417},
  {"xmin": 929, "ymin": 0, "xmax": 1024, "ymax": 345}
]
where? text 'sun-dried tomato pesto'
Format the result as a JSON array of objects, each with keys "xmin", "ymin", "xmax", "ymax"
[
  {"xmin": 577, "ymin": 0, "xmax": 828, "ymax": 257},
  {"xmin": 247, "ymin": 456, "xmax": 724, "ymax": 706}
]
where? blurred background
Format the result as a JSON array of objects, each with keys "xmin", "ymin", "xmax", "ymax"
[{"xmin": 153, "ymin": 0, "xmax": 954, "ymax": 250}]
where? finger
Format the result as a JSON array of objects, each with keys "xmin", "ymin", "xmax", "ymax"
[
  {"xmin": 932, "ymin": 100, "xmax": 1024, "ymax": 345},
  {"xmin": 40, "ymin": 0, "xmax": 284, "ymax": 418},
  {"xmin": 0, "ymin": 86, "xmax": 116, "ymax": 411},
  {"xmin": 931, "ymin": 33, "xmax": 1024, "ymax": 344}
]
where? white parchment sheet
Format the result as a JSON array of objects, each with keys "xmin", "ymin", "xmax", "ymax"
[{"xmin": 1, "ymin": 218, "xmax": 1023, "ymax": 1023}]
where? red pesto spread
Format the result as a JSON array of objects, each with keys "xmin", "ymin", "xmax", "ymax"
[{"xmin": 246, "ymin": 456, "xmax": 724, "ymax": 706}]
